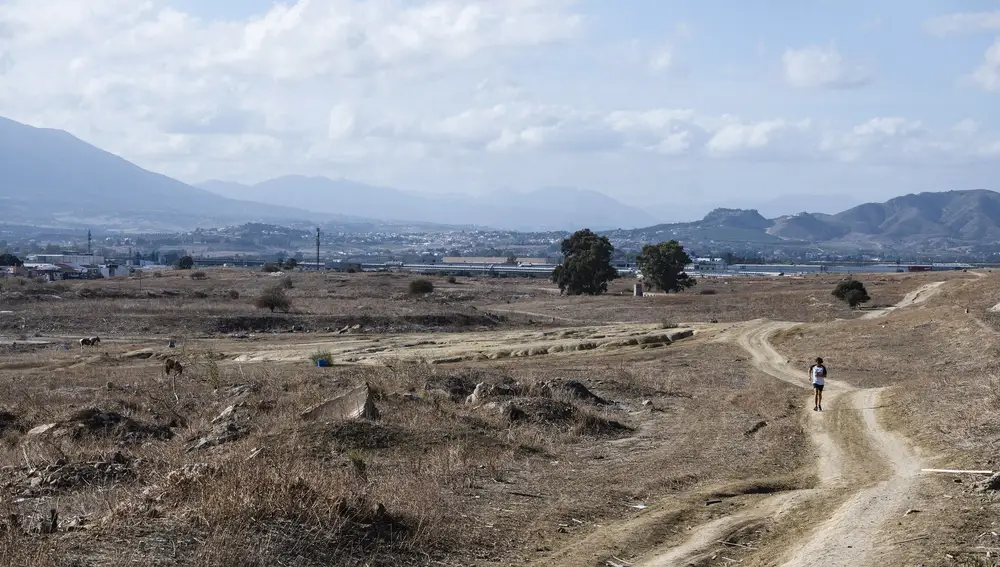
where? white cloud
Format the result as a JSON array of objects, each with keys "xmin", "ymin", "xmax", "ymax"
[
  {"xmin": 649, "ymin": 47, "xmax": 674, "ymax": 71},
  {"xmin": 816, "ymin": 117, "xmax": 1000, "ymax": 166},
  {"xmin": 782, "ymin": 44, "xmax": 871, "ymax": 89},
  {"xmin": 969, "ymin": 39, "xmax": 1000, "ymax": 91},
  {"xmin": 705, "ymin": 119, "xmax": 812, "ymax": 156},
  {"xmin": 851, "ymin": 117, "xmax": 924, "ymax": 138},
  {"xmin": 926, "ymin": 11, "xmax": 1000, "ymax": 36},
  {"xmin": 981, "ymin": 141, "xmax": 1000, "ymax": 157},
  {"xmin": 0, "ymin": 0, "xmax": 995, "ymax": 196},
  {"xmin": 953, "ymin": 119, "xmax": 980, "ymax": 135},
  {"xmin": 327, "ymin": 104, "xmax": 357, "ymax": 140}
]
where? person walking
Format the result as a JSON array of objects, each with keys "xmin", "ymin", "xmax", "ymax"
[{"xmin": 809, "ymin": 357, "xmax": 827, "ymax": 411}]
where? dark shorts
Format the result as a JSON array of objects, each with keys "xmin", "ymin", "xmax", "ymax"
[{"xmin": 813, "ymin": 383, "xmax": 824, "ymax": 392}]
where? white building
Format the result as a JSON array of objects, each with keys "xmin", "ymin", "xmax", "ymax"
[{"xmin": 26, "ymin": 253, "xmax": 105, "ymax": 267}]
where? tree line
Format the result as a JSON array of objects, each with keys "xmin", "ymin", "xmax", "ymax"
[{"xmin": 551, "ymin": 229, "xmax": 696, "ymax": 296}]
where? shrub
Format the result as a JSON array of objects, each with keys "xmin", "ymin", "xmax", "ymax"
[
  {"xmin": 832, "ymin": 279, "xmax": 871, "ymax": 309},
  {"xmin": 152, "ymin": 272, "xmax": 163, "ymax": 278},
  {"xmin": 447, "ymin": 276, "xmax": 457, "ymax": 284},
  {"xmin": 175, "ymin": 256, "xmax": 195, "ymax": 270},
  {"xmin": 254, "ymin": 285, "xmax": 292, "ymax": 312},
  {"xmin": 280, "ymin": 276, "xmax": 294, "ymax": 289},
  {"xmin": 261, "ymin": 263, "xmax": 282, "ymax": 273},
  {"xmin": 190, "ymin": 271, "xmax": 208, "ymax": 280},
  {"xmin": 698, "ymin": 289, "xmax": 717, "ymax": 295},
  {"xmin": 193, "ymin": 290, "xmax": 209, "ymax": 299},
  {"xmin": 409, "ymin": 279, "xmax": 434, "ymax": 295},
  {"xmin": 227, "ymin": 290, "xmax": 240, "ymax": 300}
]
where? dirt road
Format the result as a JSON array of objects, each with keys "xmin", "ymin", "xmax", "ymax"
[
  {"xmin": 861, "ymin": 281, "xmax": 945, "ymax": 319},
  {"xmin": 638, "ymin": 290, "xmax": 929, "ymax": 566}
]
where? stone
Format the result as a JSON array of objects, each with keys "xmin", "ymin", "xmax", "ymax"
[
  {"xmin": 25, "ymin": 423, "xmax": 58, "ymax": 437},
  {"xmin": 667, "ymin": 329, "xmax": 695, "ymax": 342},
  {"xmin": 562, "ymin": 380, "xmax": 607, "ymax": 405},
  {"xmin": 465, "ymin": 382, "xmax": 521, "ymax": 405},
  {"xmin": 211, "ymin": 404, "xmax": 245, "ymax": 424},
  {"xmin": 301, "ymin": 383, "xmax": 380, "ymax": 421},
  {"xmin": 975, "ymin": 472, "xmax": 1000, "ymax": 492}
]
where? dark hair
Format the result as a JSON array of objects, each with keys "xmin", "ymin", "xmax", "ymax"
[{"xmin": 816, "ymin": 357, "xmax": 824, "ymax": 364}]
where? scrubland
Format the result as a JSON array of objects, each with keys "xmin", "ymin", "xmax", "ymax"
[{"xmin": 0, "ymin": 268, "xmax": 995, "ymax": 566}]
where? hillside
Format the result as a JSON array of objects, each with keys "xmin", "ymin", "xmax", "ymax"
[
  {"xmin": 199, "ymin": 176, "xmax": 657, "ymax": 231},
  {"xmin": 616, "ymin": 190, "xmax": 1000, "ymax": 252},
  {"xmin": 0, "ymin": 117, "xmax": 452, "ymax": 232}
]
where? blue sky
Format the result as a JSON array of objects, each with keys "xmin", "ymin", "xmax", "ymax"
[{"xmin": 0, "ymin": 0, "xmax": 998, "ymax": 219}]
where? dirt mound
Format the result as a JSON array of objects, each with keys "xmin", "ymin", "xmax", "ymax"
[
  {"xmin": 423, "ymin": 373, "xmax": 480, "ymax": 402},
  {"xmin": 465, "ymin": 381, "xmax": 523, "ymax": 405},
  {"xmin": 572, "ymin": 414, "xmax": 631, "ymax": 436},
  {"xmin": 215, "ymin": 315, "xmax": 298, "ymax": 333},
  {"xmin": 27, "ymin": 408, "xmax": 173, "ymax": 442},
  {"xmin": 9, "ymin": 452, "xmax": 136, "ymax": 498},
  {"xmin": 0, "ymin": 411, "xmax": 22, "ymax": 433},
  {"xmin": 326, "ymin": 421, "xmax": 408, "ymax": 451},
  {"xmin": 65, "ymin": 408, "xmax": 173, "ymax": 441},
  {"xmin": 535, "ymin": 380, "xmax": 608, "ymax": 405},
  {"xmin": 512, "ymin": 398, "xmax": 577, "ymax": 424},
  {"xmin": 490, "ymin": 397, "xmax": 631, "ymax": 437},
  {"xmin": 213, "ymin": 313, "xmax": 503, "ymax": 334}
]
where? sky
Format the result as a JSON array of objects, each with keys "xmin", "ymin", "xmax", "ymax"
[{"xmin": 1, "ymin": 0, "xmax": 999, "ymax": 212}]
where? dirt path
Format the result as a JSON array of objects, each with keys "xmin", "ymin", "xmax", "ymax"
[
  {"xmin": 861, "ymin": 281, "xmax": 945, "ymax": 320},
  {"xmin": 637, "ymin": 293, "xmax": 927, "ymax": 566}
]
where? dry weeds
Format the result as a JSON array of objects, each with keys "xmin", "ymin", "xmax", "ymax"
[
  {"xmin": 770, "ymin": 272, "xmax": 1000, "ymax": 565},
  {"xmin": 0, "ymin": 329, "xmax": 806, "ymax": 565},
  {"xmin": 0, "ymin": 268, "xmax": 989, "ymax": 565}
]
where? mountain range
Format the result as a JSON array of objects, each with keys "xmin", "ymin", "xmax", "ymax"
[
  {"xmin": 618, "ymin": 189, "xmax": 1000, "ymax": 251},
  {"xmin": 198, "ymin": 177, "xmax": 657, "ymax": 231},
  {"xmin": 0, "ymin": 116, "xmax": 340, "ymax": 231},
  {"xmin": 1, "ymin": 114, "xmax": 997, "ymax": 249}
]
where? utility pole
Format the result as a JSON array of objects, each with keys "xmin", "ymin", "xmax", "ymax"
[
  {"xmin": 316, "ymin": 228, "xmax": 321, "ymax": 270},
  {"xmin": 87, "ymin": 230, "xmax": 92, "ymax": 255}
]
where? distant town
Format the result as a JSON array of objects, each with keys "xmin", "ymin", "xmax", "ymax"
[{"xmin": 0, "ymin": 222, "xmax": 986, "ymax": 281}]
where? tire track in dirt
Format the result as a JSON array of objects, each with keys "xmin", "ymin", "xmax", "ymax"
[
  {"xmin": 861, "ymin": 281, "xmax": 945, "ymax": 320},
  {"xmin": 639, "ymin": 295, "xmax": 929, "ymax": 566}
]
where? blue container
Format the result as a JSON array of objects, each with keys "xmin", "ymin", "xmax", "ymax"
[{"xmin": 316, "ymin": 360, "xmax": 329, "ymax": 367}]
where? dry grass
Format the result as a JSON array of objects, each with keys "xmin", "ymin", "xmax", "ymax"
[
  {"xmin": 488, "ymin": 272, "xmax": 963, "ymax": 325},
  {"xmin": 0, "ymin": 267, "xmax": 987, "ymax": 565},
  {"xmin": 0, "ymin": 333, "xmax": 807, "ymax": 565},
  {"xmin": 769, "ymin": 272, "xmax": 1000, "ymax": 565}
]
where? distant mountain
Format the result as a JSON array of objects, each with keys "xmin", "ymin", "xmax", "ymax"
[
  {"xmin": 198, "ymin": 176, "xmax": 657, "ymax": 231},
  {"xmin": 614, "ymin": 190, "xmax": 1000, "ymax": 252},
  {"xmin": 648, "ymin": 193, "xmax": 865, "ymax": 223},
  {"xmin": 0, "ymin": 116, "xmax": 476, "ymax": 232},
  {"xmin": 0, "ymin": 116, "xmax": 344, "ymax": 230},
  {"xmin": 767, "ymin": 212, "xmax": 849, "ymax": 241}
]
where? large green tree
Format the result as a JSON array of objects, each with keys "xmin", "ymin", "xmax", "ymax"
[
  {"xmin": 552, "ymin": 229, "xmax": 618, "ymax": 295},
  {"xmin": 637, "ymin": 240, "xmax": 696, "ymax": 293},
  {"xmin": 0, "ymin": 253, "xmax": 23, "ymax": 267}
]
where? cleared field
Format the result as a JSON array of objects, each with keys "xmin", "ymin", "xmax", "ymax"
[{"xmin": 0, "ymin": 268, "xmax": 995, "ymax": 566}]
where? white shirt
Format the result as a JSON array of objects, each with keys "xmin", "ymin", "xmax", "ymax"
[{"xmin": 811, "ymin": 365, "xmax": 826, "ymax": 385}]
